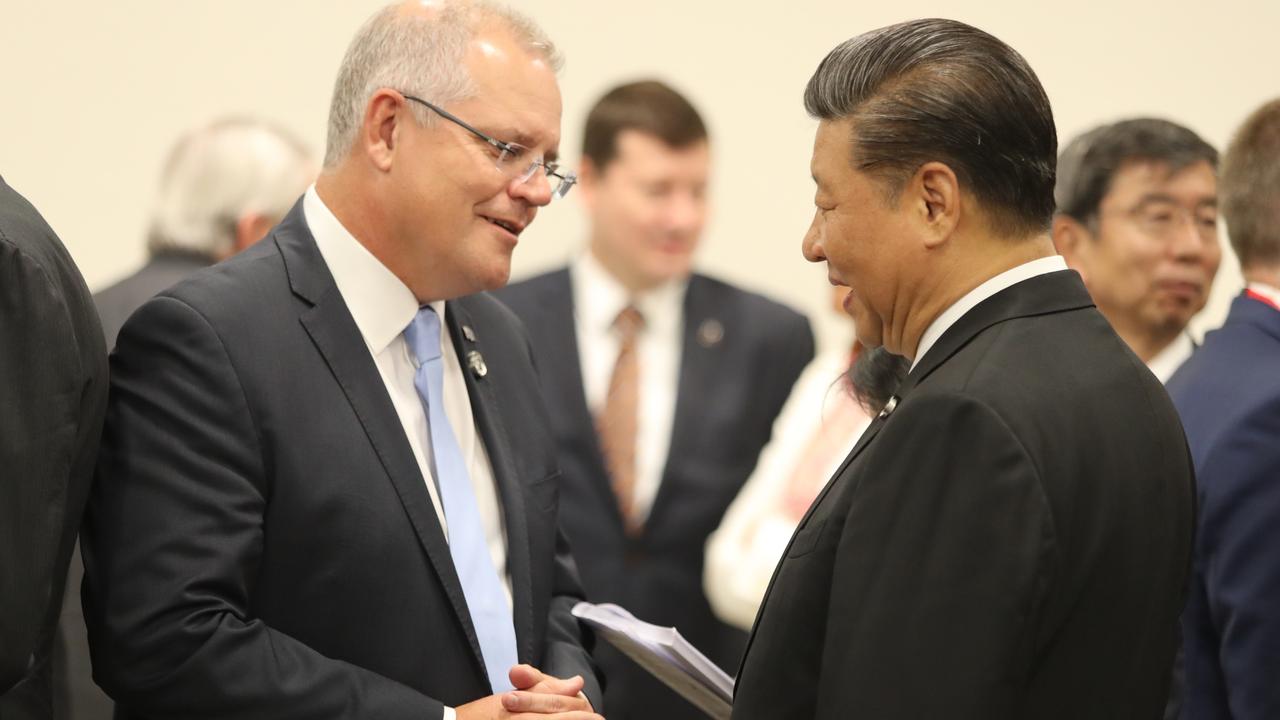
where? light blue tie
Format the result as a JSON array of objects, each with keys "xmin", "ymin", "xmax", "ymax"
[{"xmin": 403, "ymin": 306, "xmax": 518, "ymax": 693}]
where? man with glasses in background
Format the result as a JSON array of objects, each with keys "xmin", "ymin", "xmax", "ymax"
[
  {"xmin": 1053, "ymin": 118, "xmax": 1220, "ymax": 382},
  {"xmin": 496, "ymin": 80, "xmax": 813, "ymax": 720},
  {"xmin": 81, "ymin": 3, "xmax": 601, "ymax": 719}
]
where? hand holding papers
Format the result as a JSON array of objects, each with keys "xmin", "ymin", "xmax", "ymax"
[{"xmin": 571, "ymin": 602, "xmax": 732, "ymax": 719}]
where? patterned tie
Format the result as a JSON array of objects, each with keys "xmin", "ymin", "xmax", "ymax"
[
  {"xmin": 403, "ymin": 306, "xmax": 518, "ymax": 693},
  {"xmin": 597, "ymin": 305, "xmax": 645, "ymax": 533}
]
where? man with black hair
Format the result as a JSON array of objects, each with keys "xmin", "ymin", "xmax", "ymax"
[
  {"xmin": 1054, "ymin": 118, "xmax": 1220, "ymax": 382},
  {"xmin": 733, "ymin": 19, "xmax": 1193, "ymax": 719}
]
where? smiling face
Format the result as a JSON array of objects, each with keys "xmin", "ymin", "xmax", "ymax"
[
  {"xmin": 581, "ymin": 130, "xmax": 709, "ymax": 293},
  {"xmin": 1058, "ymin": 159, "xmax": 1220, "ymax": 351},
  {"xmin": 804, "ymin": 118, "xmax": 919, "ymax": 350},
  {"xmin": 384, "ymin": 24, "xmax": 563, "ymax": 300}
]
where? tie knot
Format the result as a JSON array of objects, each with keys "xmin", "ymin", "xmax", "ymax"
[
  {"xmin": 404, "ymin": 305, "xmax": 443, "ymax": 365},
  {"xmin": 613, "ymin": 305, "xmax": 645, "ymax": 338}
]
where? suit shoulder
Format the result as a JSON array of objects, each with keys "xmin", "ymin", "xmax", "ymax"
[
  {"xmin": 691, "ymin": 273, "xmax": 807, "ymax": 322},
  {"xmin": 491, "ymin": 267, "xmax": 569, "ymax": 315},
  {"xmin": 155, "ymin": 240, "xmax": 287, "ymax": 320}
]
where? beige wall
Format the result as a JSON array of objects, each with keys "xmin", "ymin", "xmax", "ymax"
[{"xmin": 2, "ymin": 0, "xmax": 1274, "ymax": 351}]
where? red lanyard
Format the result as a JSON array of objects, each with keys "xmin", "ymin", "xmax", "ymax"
[{"xmin": 1245, "ymin": 289, "xmax": 1280, "ymax": 312}]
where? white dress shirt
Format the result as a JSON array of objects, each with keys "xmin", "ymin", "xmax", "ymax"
[
  {"xmin": 704, "ymin": 346, "xmax": 872, "ymax": 629},
  {"xmin": 911, "ymin": 255, "xmax": 1069, "ymax": 370},
  {"xmin": 1147, "ymin": 332, "xmax": 1195, "ymax": 385},
  {"xmin": 305, "ymin": 186, "xmax": 511, "ymax": 600},
  {"xmin": 572, "ymin": 251, "xmax": 686, "ymax": 522}
]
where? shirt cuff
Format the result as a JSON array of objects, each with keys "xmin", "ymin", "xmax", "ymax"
[{"xmin": 442, "ymin": 707, "xmax": 456, "ymax": 720}]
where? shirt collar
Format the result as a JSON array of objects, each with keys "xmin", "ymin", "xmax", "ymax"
[
  {"xmin": 1146, "ymin": 332, "xmax": 1195, "ymax": 384},
  {"xmin": 304, "ymin": 185, "xmax": 422, "ymax": 355},
  {"xmin": 910, "ymin": 255, "xmax": 1068, "ymax": 371},
  {"xmin": 572, "ymin": 250, "xmax": 687, "ymax": 335},
  {"xmin": 1247, "ymin": 281, "xmax": 1280, "ymax": 310}
]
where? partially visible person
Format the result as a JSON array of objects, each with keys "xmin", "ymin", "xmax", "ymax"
[
  {"xmin": 52, "ymin": 117, "xmax": 313, "ymax": 720},
  {"xmin": 0, "ymin": 175, "xmax": 108, "ymax": 720},
  {"xmin": 1054, "ymin": 118, "xmax": 1220, "ymax": 382},
  {"xmin": 81, "ymin": 2, "xmax": 601, "ymax": 719},
  {"xmin": 1167, "ymin": 97, "xmax": 1280, "ymax": 720},
  {"xmin": 704, "ymin": 287, "xmax": 905, "ymax": 630},
  {"xmin": 733, "ymin": 19, "xmax": 1194, "ymax": 719},
  {"xmin": 495, "ymin": 79, "xmax": 812, "ymax": 719},
  {"xmin": 93, "ymin": 117, "xmax": 314, "ymax": 348}
]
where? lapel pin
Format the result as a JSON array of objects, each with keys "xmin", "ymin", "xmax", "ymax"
[
  {"xmin": 462, "ymin": 325, "xmax": 476, "ymax": 342},
  {"xmin": 466, "ymin": 350, "xmax": 488, "ymax": 379},
  {"xmin": 878, "ymin": 395, "xmax": 899, "ymax": 419},
  {"xmin": 697, "ymin": 318, "xmax": 724, "ymax": 348}
]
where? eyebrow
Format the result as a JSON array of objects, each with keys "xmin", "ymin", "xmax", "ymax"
[{"xmin": 1136, "ymin": 193, "xmax": 1218, "ymax": 210}]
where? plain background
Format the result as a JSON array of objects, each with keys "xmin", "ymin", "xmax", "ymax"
[{"xmin": 2, "ymin": 0, "xmax": 1275, "ymax": 351}]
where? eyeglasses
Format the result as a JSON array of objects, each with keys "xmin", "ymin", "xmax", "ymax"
[
  {"xmin": 401, "ymin": 94, "xmax": 576, "ymax": 200},
  {"xmin": 1099, "ymin": 200, "xmax": 1218, "ymax": 243}
]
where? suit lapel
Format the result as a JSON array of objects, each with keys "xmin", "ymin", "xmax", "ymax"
[
  {"xmin": 735, "ymin": 269, "xmax": 1097, "ymax": 688},
  {"xmin": 649, "ymin": 276, "xmax": 725, "ymax": 528},
  {"xmin": 445, "ymin": 298, "xmax": 537, "ymax": 663},
  {"xmin": 538, "ymin": 271, "xmax": 623, "ymax": 528},
  {"xmin": 275, "ymin": 205, "xmax": 486, "ymax": 673}
]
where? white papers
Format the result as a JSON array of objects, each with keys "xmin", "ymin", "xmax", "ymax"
[{"xmin": 572, "ymin": 601, "xmax": 733, "ymax": 720}]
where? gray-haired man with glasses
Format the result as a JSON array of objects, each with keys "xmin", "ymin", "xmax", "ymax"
[{"xmin": 81, "ymin": 2, "xmax": 602, "ymax": 719}]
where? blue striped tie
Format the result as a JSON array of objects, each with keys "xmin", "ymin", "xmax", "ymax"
[{"xmin": 403, "ymin": 306, "xmax": 518, "ymax": 693}]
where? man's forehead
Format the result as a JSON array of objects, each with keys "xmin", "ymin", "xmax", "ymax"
[{"xmin": 1108, "ymin": 158, "xmax": 1217, "ymax": 197}]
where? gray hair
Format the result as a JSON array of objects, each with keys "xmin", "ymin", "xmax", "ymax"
[
  {"xmin": 147, "ymin": 117, "xmax": 313, "ymax": 258},
  {"xmin": 1220, "ymin": 98, "xmax": 1280, "ymax": 269},
  {"xmin": 323, "ymin": 0, "xmax": 562, "ymax": 168}
]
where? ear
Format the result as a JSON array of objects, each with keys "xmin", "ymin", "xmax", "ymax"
[
  {"xmin": 233, "ymin": 212, "xmax": 276, "ymax": 253},
  {"xmin": 359, "ymin": 89, "xmax": 405, "ymax": 173},
  {"xmin": 1052, "ymin": 214, "xmax": 1091, "ymax": 281},
  {"xmin": 913, "ymin": 161, "xmax": 961, "ymax": 249}
]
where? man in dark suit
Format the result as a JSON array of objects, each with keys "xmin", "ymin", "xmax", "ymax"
[
  {"xmin": 82, "ymin": 3, "xmax": 600, "ymax": 719},
  {"xmin": 495, "ymin": 81, "xmax": 813, "ymax": 719},
  {"xmin": 54, "ymin": 116, "xmax": 312, "ymax": 720},
  {"xmin": 732, "ymin": 19, "xmax": 1194, "ymax": 719},
  {"xmin": 0, "ymin": 175, "xmax": 108, "ymax": 720},
  {"xmin": 1167, "ymin": 97, "xmax": 1280, "ymax": 720}
]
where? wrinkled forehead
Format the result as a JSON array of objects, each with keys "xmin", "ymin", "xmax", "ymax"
[{"xmin": 462, "ymin": 31, "xmax": 562, "ymax": 151}]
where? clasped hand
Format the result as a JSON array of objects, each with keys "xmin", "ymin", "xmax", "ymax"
[{"xmin": 455, "ymin": 664, "xmax": 603, "ymax": 720}]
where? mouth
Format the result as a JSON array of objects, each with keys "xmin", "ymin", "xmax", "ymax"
[
  {"xmin": 827, "ymin": 273, "xmax": 848, "ymax": 287},
  {"xmin": 1156, "ymin": 279, "xmax": 1203, "ymax": 298},
  {"xmin": 481, "ymin": 215, "xmax": 525, "ymax": 237}
]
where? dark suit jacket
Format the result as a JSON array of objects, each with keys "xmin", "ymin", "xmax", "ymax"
[
  {"xmin": 733, "ymin": 270, "xmax": 1195, "ymax": 720},
  {"xmin": 93, "ymin": 251, "xmax": 213, "ymax": 349},
  {"xmin": 1167, "ymin": 292, "xmax": 1280, "ymax": 719},
  {"xmin": 82, "ymin": 202, "xmax": 599, "ymax": 719},
  {"xmin": 0, "ymin": 176, "xmax": 108, "ymax": 720},
  {"xmin": 50, "ymin": 251, "xmax": 215, "ymax": 720},
  {"xmin": 494, "ymin": 268, "xmax": 813, "ymax": 719}
]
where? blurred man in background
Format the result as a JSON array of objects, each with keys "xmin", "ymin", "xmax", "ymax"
[
  {"xmin": 92, "ymin": 117, "xmax": 314, "ymax": 348},
  {"xmin": 1167, "ymin": 97, "xmax": 1280, "ymax": 720},
  {"xmin": 53, "ymin": 116, "xmax": 313, "ymax": 720},
  {"xmin": 1, "ymin": 176, "xmax": 108, "ymax": 720},
  {"xmin": 1053, "ymin": 118, "xmax": 1220, "ymax": 382},
  {"xmin": 495, "ymin": 80, "xmax": 813, "ymax": 719}
]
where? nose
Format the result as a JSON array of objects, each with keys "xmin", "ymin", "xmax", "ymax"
[
  {"xmin": 511, "ymin": 167, "xmax": 554, "ymax": 207},
  {"xmin": 664, "ymin": 190, "xmax": 704, "ymax": 235},
  {"xmin": 802, "ymin": 211, "xmax": 825, "ymax": 263},
  {"xmin": 1167, "ymin": 211, "xmax": 1212, "ymax": 262}
]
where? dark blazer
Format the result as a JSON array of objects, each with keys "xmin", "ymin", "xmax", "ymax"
[
  {"xmin": 1167, "ymin": 292, "xmax": 1280, "ymax": 719},
  {"xmin": 0, "ymin": 176, "xmax": 108, "ymax": 720},
  {"xmin": 494, "ymin": 268, "xmax": 813, "ymax": 720},
  {"xmin": 733, "ymin": 270, "xmax": 1195, "ymax": 720},
  {"xmin": 93, "ymin": 251, "xmax": 213, "ymax": 349},
  {"xmin": 82, "ymin": 202, "xmax": 599, "ymax": 719},
  {"xmin": 50, "ymin": 251, "xmax": 214, "ymax": 720}
]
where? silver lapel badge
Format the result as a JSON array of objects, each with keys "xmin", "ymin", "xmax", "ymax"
[
  {"xmin": 462, "ymin": 325, "xmax": 476, "ymax": 342},
  {"xmin": 697, "ymin": 318, "xmax": 724, "ymax": 348},
  {"xmin": 878, "ymin": 395, "xmax": 899, "ymax": 419},
  {"xmin": 466, "ymin": 350, "xmax": 488, "ymax": 379}
]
